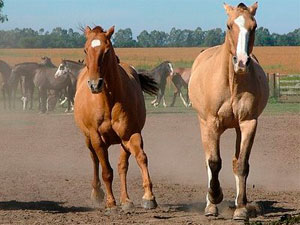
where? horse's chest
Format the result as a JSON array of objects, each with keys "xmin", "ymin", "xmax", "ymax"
[{"xmin": 98, "ymin": 119, "xmax": 120, "ymax": 145}]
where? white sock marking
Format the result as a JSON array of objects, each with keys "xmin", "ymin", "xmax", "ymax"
[
  {"xmin": 207, "ymin": 160, "xmax": 213, "ymax": 206},
  {"xmin": 234, "ymin": 174, "xmax": 239, "ymax": 206}
]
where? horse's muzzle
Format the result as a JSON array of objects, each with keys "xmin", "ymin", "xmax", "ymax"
[
  {"xmin": 232, "ymin": 55, "xmax": 250, "ymax": 74},
  {"xmin": 87, "ymin": 78, "xmax": 104, "ymax": 94}
]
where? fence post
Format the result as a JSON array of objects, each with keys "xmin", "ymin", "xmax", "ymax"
[
  {"xmin": 275, "ymin": 73, "xmax": 280, "ymax": 99},
  {"xmin": 268, "ymin": 73, "xmax": 275, "ymax": 98}
]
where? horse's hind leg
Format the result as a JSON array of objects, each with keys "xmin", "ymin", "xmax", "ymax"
[
  {"xmin": 200, "ymin": 118, "xmax": 223, "ymax": 217},
  {"xmin": 123, "ymin": 133, "xmax": 157, "ymax": 209},
  {"xmin": 86, "ymin": 137, "xmax": 105, "ymax": 206},
  {"xmin": 232, "ymin": 120, "xmax": 257, "ymax": 221},
  {"xmin": 90, "ymin": 131, "xmax": 116, "ymax": 209},
  {"xmin": 118, "ymin": 145, "xmax": 134, "ymax": 210}
]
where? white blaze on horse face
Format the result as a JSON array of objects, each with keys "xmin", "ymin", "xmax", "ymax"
[
  {"xmin": 168, "ymin": 63, "xmax": 174, "ymax": 76},
  {"xmin": 54, "ymin": 64, "xmax": 65, "ymax": 78},
  {"xmin": 234, "ymin": 15, "xmax": 249, "ymax": 61},
  {"xmin": 91, "ymin": 39, "xmax": 101, "ymax": 48}
]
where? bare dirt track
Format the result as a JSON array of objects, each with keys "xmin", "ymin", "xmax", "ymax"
[{"xmin": 0, "ymin": 111, "xmax": 299, "ymax": 225}]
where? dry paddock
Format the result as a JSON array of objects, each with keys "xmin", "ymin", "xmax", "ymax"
[{"xmin": 0, "ymin": 111, "xmax": 299, "ymax": 225}]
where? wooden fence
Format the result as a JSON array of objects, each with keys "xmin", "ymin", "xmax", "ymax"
[{"xmin": 268, "ymin": 73, "xmax": 300, "ymax": 102}]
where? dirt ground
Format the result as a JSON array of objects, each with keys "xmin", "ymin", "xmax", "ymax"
[{"xmin": 0, "ymin": 111, "xmax": 299, "ymax": 225}]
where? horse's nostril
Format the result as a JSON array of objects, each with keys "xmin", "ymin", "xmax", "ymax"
[
  {"xmin": 246, "ymin": 57, "xmax": 250, "ymax": 66},
  {"xmin": 232, "ymin": 56, "xmax": 237, "ymax": 64}
]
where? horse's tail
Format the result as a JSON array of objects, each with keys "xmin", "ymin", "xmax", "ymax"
[{"xmin": 138, "ymin": 73, "xmax": 159, "ymax": 96}]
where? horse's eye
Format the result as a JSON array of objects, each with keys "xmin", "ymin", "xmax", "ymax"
[
  {"xmin": 227, "ymin": 24, "xmax": 231, "ymax": 30},
  {"xmin": 84, "ymin": 49, "xmax": 87, "ymax": 54}
]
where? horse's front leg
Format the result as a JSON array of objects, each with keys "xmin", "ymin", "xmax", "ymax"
[
  {"xmin": 233, "ymin": 120, "xmax": 257, "ymax": 221},
  {"xmin": 85, "ymin": 137, "xmax": 105, "ymax": 206},
  {"xmin": 124, "ymin": 133, "xmax": 157, "ymax": 209},
  {"xmin": 90, "ymin": 131, "xmax": 116, "ymax": 209},
  {"xmin": 200, "ymin": 118, "xmax": 223, "ymax": 217},
  {"xmin": 118, "ymin": 144, "xmax": 133, "ymax": 210}
]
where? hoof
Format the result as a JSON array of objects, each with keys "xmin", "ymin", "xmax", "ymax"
[
  {"xmin": 233, "ymin": 207, "xmax": 249, "ymax": 221},
  {"xmin": 141, "ymin": 198, "xmax": 157, "ymax": 209},
  {"xmin": 90, "ymin": 187, "xmax": 105, "ymax": 205},
  {"xmin": 205, "ymin": 204, "xmax": 218, "ymax": 217},
  {"xmin": 104, "ymin": 206, "xmax": 118, "ymax": 215},
  {"xmin": 121, "ymin": 201, "xmax": 134, "ymax": 211}
]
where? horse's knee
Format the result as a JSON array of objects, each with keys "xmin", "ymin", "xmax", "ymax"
[
  {"xmin": 102, "ymin": 167, "xmax": 113, "ymax": 183},
  {"xmin": 233, "ymin": 158, "xmax": 249, "ymax": 177},
  {"xmin": 118, "ymin": 160, "xmax": 128, "ymax": 175},
  {"xmin": 208, "ymin": 158, "xmax": 222, "ymax": 174}
]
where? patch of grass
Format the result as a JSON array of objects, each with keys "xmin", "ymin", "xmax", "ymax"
[
  {"xmin": 263, "ymin": 64, "xmax": 284, "ymax": 71},
  {"xmin": 173, "ymin": 60, "xmax": 193, "ymax": 68}
]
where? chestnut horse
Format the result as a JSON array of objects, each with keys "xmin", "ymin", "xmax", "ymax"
[
  {"xmin": 189, "ymin": 2, "xmax": 268, "ymax": 221},
  {"xmin": 74, "ymin": 26, "xmax": 158, "ymax": 210}
]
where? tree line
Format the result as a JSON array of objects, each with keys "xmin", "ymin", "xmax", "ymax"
[{"xmin": 0, "ymin": 26, "xmax": 299, "ymax": 48}]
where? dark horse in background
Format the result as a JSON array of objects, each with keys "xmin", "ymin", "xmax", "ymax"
[
  {"xmin": 138, "ymin": 61, "xmax": 173, "ymax": 107},
  {"xmin": 34, "ymin": 60, "xmax": 76, "ymax": 113},
  {"xmin": 8, "ymin": 57, "xmax": 56, "ymax": 110},
  {"xmin": 0, "ymin": 60, "xmax": 12, "ymax": 109},
  {"xmin": 54, "ymin": 59, "xmax": 85, "ymax": 110}
]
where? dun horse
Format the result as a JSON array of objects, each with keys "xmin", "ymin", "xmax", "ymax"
[
  {"xmin": 0, "ymin": 60, "xmax": 12, "ymax": 109},
  {"xmin": 189, "ymin": 2, "xmax": 268, "ymax": 220},
  {"xmin": 170, "ymin": 68, "xmax": 191, "ymax": 107},
  {"xmin": 74, "ymin": 26, "xmax": 158, "ymax": 210}
]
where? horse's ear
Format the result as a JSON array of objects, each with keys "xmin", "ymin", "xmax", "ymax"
[
  {"xmin": 85, "ymin": 26, "xmax": 92, "ymax": 37},
  {"xmin": 249, "ymin": 2, "xmax": 258, "ymax": 16},
  {"xmin": 106, "ymin": 26, "xmax": 115, "ymax": 39},
  {"xmin": 223, "ymin": 3, "xmax": 234, "ymax": 15}
]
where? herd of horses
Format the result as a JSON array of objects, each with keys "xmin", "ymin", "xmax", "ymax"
[
  {"xmin": 0, "ymin": 3, "xmax": 269, "ymax": 222},
  {"xmin": 0, "ymin": 57, "xmax": 191, "ymax": 113}
]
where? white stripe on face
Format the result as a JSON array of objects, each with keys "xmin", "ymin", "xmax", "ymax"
[
  {"xmin": 168, "ymin": 63, "xmax": 174, "ymax": 75},
  {"xmin": 91, "ymin": 39, "xmax": 101, "ymax": 48},
  {"xmin": 234, "ymin": 15, "xmax": 249, "ymax": 58}
]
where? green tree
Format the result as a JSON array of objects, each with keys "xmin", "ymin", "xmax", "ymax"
[
  {"xmin": 255, "ymin": 27, "xmax": 274, "ymax": 46},
  {"xmin": 0, "ymin": 0, "xmax": 8, "ymax": 23},
  {"xmin": 113, "ymin": 28, "xmax": 137, "ymax": 47}
]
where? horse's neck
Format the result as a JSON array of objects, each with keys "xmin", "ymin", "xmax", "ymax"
[{"xmin": 103, "ymin": 49, "xmax": 124, "ymax": 101}]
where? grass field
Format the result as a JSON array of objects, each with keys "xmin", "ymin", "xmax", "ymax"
[{"xmin": 0, "ymin": 46, "xmax": 299, "ymax": 74}]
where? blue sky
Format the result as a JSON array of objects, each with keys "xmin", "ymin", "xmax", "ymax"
[{"xmin": 1, "ymin": 0, "xmax": 299, "ymax": 36}]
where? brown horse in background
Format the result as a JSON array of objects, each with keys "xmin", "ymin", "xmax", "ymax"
[
  {"xmin": 189, "ymin": 2, "xmax": 268, "ymax": 221},
  {"xmin": 170, "ymin": 67, "xmax": 191, "ymax": 107},
  {"xmin": 0, "ymin": 60, "xmax": 12, "ymax": 109},
  {"xmin": 74, "ymin": 26, "xmax": 158, "ymax": 210}
]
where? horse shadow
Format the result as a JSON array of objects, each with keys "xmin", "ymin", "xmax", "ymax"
[
  {"xmin": 161, "ymin": 200, "xmax": 296, "ymax": 218},
  {"xmin": 0, "ymin": 200, "xmax": 93, "ymax": 214}
]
